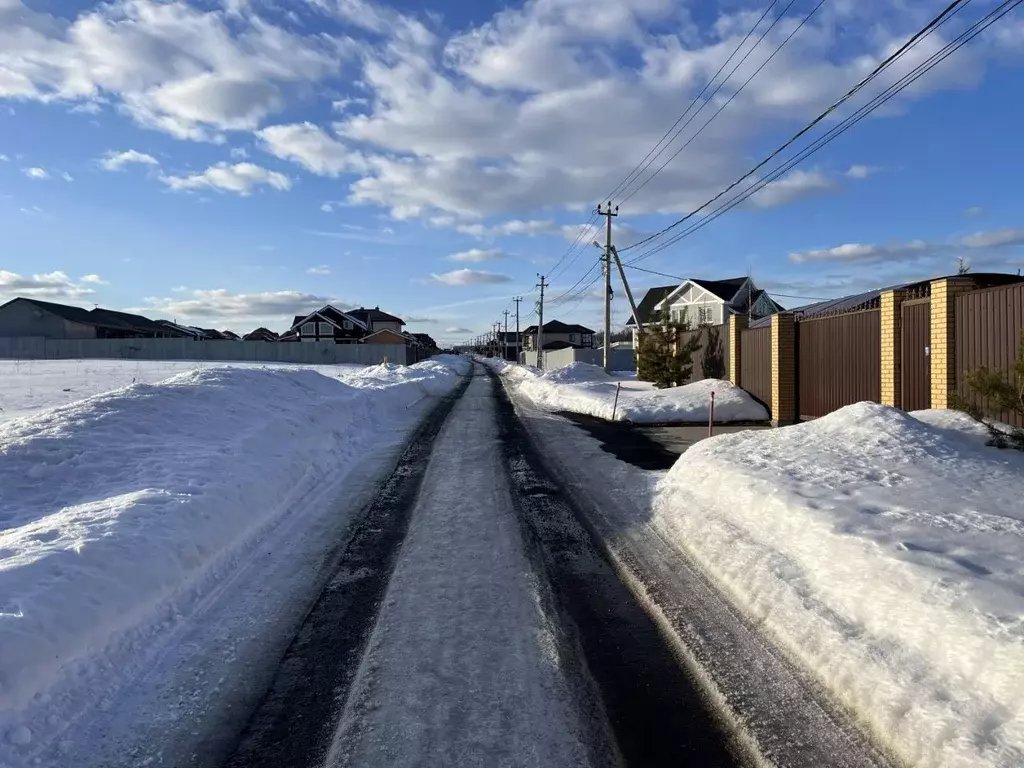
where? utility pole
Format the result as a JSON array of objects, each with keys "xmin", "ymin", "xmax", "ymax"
[
  {"xmin": 536, "ymin": 275, "xmax": 547, "ymax": 370},
  {"xmin": 503, "ymin": 309, "xmax": 509, "ymax": 361},
  {"xmin": 609, "ymin": 245, "xmax": 642, "ymax": 335},
  {"xmin": 513, "ymin": 296, "xmax": 522, "ymax": 364},
  {"xmin": 597, "ymin": 202, "xmax": 618, "ymax": 373}
]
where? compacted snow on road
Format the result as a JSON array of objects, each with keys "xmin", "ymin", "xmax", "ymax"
[
  {"xmin": 491, "ymin": 360, "xmax": 768, "ymax": 423},
  {"xmin": 327, "ymin": 370, "xmax": 591, "ymax": 767},
  {"xmin": 0, "ymin": 356, "xmax": 470, "ymax": 767}
]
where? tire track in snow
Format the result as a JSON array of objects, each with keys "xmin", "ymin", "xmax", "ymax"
[
  {"xmin": 220, "ymin": 371, "xmax": 472, "ymax": 768},
  {"xmin": 489, "ymin": 366, "xmax": 745, "ymax": 768}
]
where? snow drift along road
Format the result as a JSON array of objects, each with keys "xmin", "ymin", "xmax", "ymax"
[
  {"xmin": 491, "ymin": 360, "xmax": 768, "ymax": 423},
  {"xmin": 655, "ymin": 403, "xmax": 1024, "ymax": 768},
  {"xmin": 0, "ymin": 357, "xmax": 468, "ymax": 761}
]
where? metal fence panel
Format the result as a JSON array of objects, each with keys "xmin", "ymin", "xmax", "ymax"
[
  {"xmin": 955, "ymin": 282, "xmax": 1024, "ymax": 427},
  {"xmin": 901, "ymin": 298, "xmax": 931, "ymax": 412},
  {"xmin": 797, "ymin": 309, "xmax": 880, "ymax": 420},
  {"xmin": 740, "ymin": 326, "xmax": 772, "ymax": 409},
  {"xmin": 676, "ymin": 323, "xmax": 729, "ymax": 384}
]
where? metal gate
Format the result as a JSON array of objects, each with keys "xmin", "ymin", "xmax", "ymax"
[
  {"xmin": 740, "ymin": 326, "xmax": 772, "ymax": 409},
  {"xmin": 797, "ymin": 309, "xmax": 881, "ymax": 420},
  {"xmin": 901, "ymin": 298, "xmax": 930, "ymax": 411}
]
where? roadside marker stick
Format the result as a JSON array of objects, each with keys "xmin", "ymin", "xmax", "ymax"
[
  {"xmin": 612, "ymin": 382, "xmax": 622, "ymax": 421},
  {"xmin": 708, "ymin": 391, "xmax": 716, "ymax": 437}
]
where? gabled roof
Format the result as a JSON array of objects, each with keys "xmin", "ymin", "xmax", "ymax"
[
  {"xmin": 750, "ymin": 289, "xmax": 786, "ymax": 314},
  {"xmin": 290, "ymin": 305, "xmax": 368, "ymax": 332},
  {"xmin": 361, "ymin": 328, "xmax": 408, "ymax": 343},
  {"xmin": 522, "ymin": 320, "xmax": 595, "ymax": 335},
  {"xmin": 625, "ymin": 285, "xmax": 676, "ymax": 327},
  {"xmin": 347, "ymin": 306, "xmax": 405, "ymax": 325},
  {"xmin": 6, "ymin": 297, "xmax": 97, "ymax": 325},
  {"xmin": 690, "ymin": 277, "xmax": 749, "ymax": 301},
  {"xmin": 90, "ymin": 307, "xmax": 173, "ymax": 335}
]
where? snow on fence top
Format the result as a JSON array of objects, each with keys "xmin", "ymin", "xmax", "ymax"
[{"xmin": 655, "ymin": 402, "xmax": 1024, "ymax": 768}]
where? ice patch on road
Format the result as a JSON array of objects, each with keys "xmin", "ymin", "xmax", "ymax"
[{"xmin": 654, "ymin": 402, "xmax": 1024, "ymax": 768}]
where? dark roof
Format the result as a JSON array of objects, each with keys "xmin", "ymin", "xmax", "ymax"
[
  {"xmin": 347, "ymin": 306, "xmax": 405, "ymax": 325},
  {"xmin": 90, "ymin": 307, "xmax": 172, "ymax": 335},
  {"xmin": 10, "ymin": 297, "xmax": 96, "ymax": 325},
  {"xmin": 690, "ymin": 277, "xmax": 748, "ymax": 301},
  {"xmin": 522, "ymin": 320, "xmax": 595, "ymax": 335},
  {"xmin": 290, "ymin": 305, "xmax": 368, "ymax": 331},
  {"xmin": 626, "ymin": 285, "xmax": 676, "ymax": 327},
  {"xmin": 751, "ymin": 289, "xmax": 786, "ymax": 314}
]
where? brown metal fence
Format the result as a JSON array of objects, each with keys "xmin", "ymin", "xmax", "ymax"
[
  {"xmin": 797, "ymin": 309, "xmax": 880, "ymax": 420},
  {"xmin": 740, "ymin": 326, "xmax": 772, "ymax": 409},
  {"xmin": 955, "ymin": 282, "xmax": 1024, "ymax": 427},
  {"xmin": 901, "ymin": 298, "xmax": 931, "ymax": 412},
  {"xmin": 676, "ymin": 324, "xmax": 729, "ymax": 383}
]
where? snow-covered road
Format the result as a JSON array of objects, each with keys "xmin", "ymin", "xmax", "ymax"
[{"xmin": 328, "ymin": 369, "xmax": 592, "ymax": 767}]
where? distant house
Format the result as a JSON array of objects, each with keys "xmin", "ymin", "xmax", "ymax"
[
  {"xmin": 346, "ymin": 307, "xmax": 405, "ymax": 333},
  {"xmin": 221, "ymin": 330, "xmax": 242, "ymax": 341},
  {"xmin": 361, "ymin": 328, "xmax": 408, "ymax": 345},
  {"xmin": 155, "ymin": 320, "xmax": 205, "ymax": 340},
  {"xmin": 287, "ymin": 305, "xmax": 369, "ymax": 343},
  {"xmin": 522, "ymin": 321, "xmax": 595, "ymax": 351},
  {"xmin": 243, "ymin": 327, "xmax": 279, "ymax": 342},
  {"xmin": 495, "ymin": 331, "xmax": 522, "ymax": 360},
  {"xmin": 627, "ymin": 277, "xmax": 784, "ymax": 347},
  {"xmin": 411, "ymin": 332, "xmax": 438, "ymax": 349},
  {"xmin": 0, "ymin": 297, "xmax": 189, "ymax": 339}
]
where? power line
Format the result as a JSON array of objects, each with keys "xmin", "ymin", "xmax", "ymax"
[
  {"xmin": 603, "ymin": 0, "xmax": 783, "ymax": 204},
  {"xmin": 619, "ymin": 263, "xmax": 832, "ymax": 301},
  {"xmin": 547, "ymin": 213, "xmax": 600, "ymax": 282},
  {"xmin": 618, "ymin": 0, "xmax": 824, "ymax": 207},
  {"xmin": 548, "ymin": 257, "xmax": 603, "ymax": 305},
  {"xmin": 625, "ymin": 0, "xmax": 1015, "ymax": 264},
  {"xmin": 620, "ymin": 0, "xmax": 975, "ymax": 257}
]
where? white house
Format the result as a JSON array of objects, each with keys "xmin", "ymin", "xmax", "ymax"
[{"xmin": 628, "ymin": 276, "xmax": 783, "ymax": 348}]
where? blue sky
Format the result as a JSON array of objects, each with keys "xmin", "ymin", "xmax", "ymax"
[{"xmin": 1, "ymin": 0, "xmax": 1023, "ymax": 344}]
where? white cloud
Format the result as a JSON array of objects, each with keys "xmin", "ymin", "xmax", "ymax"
[
  {"xmin": 789, "ymin": 241, "xmax": 930, "ymax": 264},
  {"xmin": 0, "ymin": 270, "xmax": 96, "ymax": 300},
  {"xmin": 445, "ymin": 326, "xmax": 472, "ymax": 333},
  {"xmin": 257, "ymin": 122, "xmax": 366, "ymax": 176},
  {"xmin": 101, "ymin": 149, "xmax": 160, "ymax": 171},
  {"xmin": 307, "ymin": 265, "xmax": 331, "ymax": 275},
  {"xmin": 69, "ymin": 101, "xmax": 103, "ymax": 115},
  {"xmin": 22, "ymin": 167, "xmax": 48, "ymax": 180},
  {"xmin": 320, "ymin": 202, "xmax": 334, "ymax": 212},
  {"xmin": 230, "ymin": 147, "xmax": 249, "ymax": 160},
  {"xmin": 0, "ymin": 0, "xmax": 348, "ymax": 140},
  {"xmin": 80, "ymin": 274, "xmax": 107, "ymax": 284},
  {"xmin": 61, "ymin": 171, "xmax": 74, "ymax": 182},
  {"xmin": 453, "ymin": 219, "xmax": 558, "ymax": 238},
  {"xmin": 160, "ymin": 162, "xmax": 291, "ymax": 195},
  {"xmin": 749, "ymin": 169, "xmax": 838, "ymax": 209},
  {"xmin": 446, "ymin": 248, "xmax": 505, "ymax": 263},
  {"xmin": 845, "ymin": 164, "xmax": 878, "ymax": 179},
  {"xmin": 134, "ymin": 288, "xmax": 341, "ymax": 321},
  {"xmin": 0, "ymin": 154, "xmax": 8, "ymax": 161},
  {"xmin": 429, "ymin": 268, "xmax": 513, "ymax": 285},
  {"xmin": 960, "ymin": 228, "xmax": 1024, "ymax": 249},
  {"xmin": 19, "ymin": 205, "xmax": 44, "ymax": 215}
]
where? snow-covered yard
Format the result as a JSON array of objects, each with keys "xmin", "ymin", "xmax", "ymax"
[
  {"xmin": 655, "ymin": 403, "xmax": 1024, "ymax": 768},
  {"xmin": 0, "ymin": 356, "xmax": 469, "ymax": 766},
  {"xmin": 0, "ymin": 359, "xmax": 364, "ymax": 424},
  {"xmin": 489, "ymin": 359, "xmax": 768, "ymax": 423}
]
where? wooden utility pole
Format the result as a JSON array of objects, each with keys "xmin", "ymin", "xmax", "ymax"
[
  {"xmin": 536, "ymin": 275, "xmax": 547, "ymax": 370},
  {"xmin": 597, "ymin": 202, "xmax": 618, "ymax": 373},
  {"xmin": 610, "ymin": 245, "xmax": 642, "ymax": 335},
  {"xmin": 513, "ymin": 296, "xmax": 522, "ymax": 364},
  {"xmin": 503, "ymin": 309, "xmax": 509, "ymax": 361}
]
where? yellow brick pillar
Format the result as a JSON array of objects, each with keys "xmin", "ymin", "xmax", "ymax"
[
  {"xmin": 771, "ymin": 313, "xmax": 797, "ymax": 425},
  {"xmin": 728, "ymin": 314, "xmax": 748, "ymax": 385},
  {"xmin": 879, "ymin": 289, "xmax": 906, "ymax": 408},
  {"xmin": 930, "ymin": 277, "xmax": 974, "ymax": 409}
]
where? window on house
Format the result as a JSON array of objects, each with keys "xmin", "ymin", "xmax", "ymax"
[
  {"xmin": 343, "ymin": 320, "xmax": 352, "ymax": 330},
  {"xmin": 301, "ymin": 322, "xmax": 315, "ymax": 335},
  {"xmin": 569, "ymin": 333, "xmax": 576, "ymax": 343},
  {"xmin": 698, "ymin": 306, "xmax": 713, "ymax": 325},
  {"xmin": 318, "ymin": 322, "xmax": 333, "ymax": 335}
]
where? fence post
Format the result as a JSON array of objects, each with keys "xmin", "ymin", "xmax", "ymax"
[
  {"xmin": 880, "ymin": 289, "xmax": 907, "ymax": 408},
  {"xmin": 930, "ymin": 277, "xmax": 974, "ymax": 409},
  {"xmin": 728, "ymin": 315, "xmax": 748, "ymax": 385},
  {"xmin": 770, "ymin": 313, "xmax": 797, "ymax": 426}
]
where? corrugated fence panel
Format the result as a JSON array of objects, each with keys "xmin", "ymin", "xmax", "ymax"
[
  {"xmin": 740, "ymin": 326, "xmax": 771, "ymax": 409},
  {"xmin": 676, "ymin": 324, "xmax": 728, "ymax": 384},
  {"xmin": 797, "ymin": 309, "xmax": 880, "ymax": 420},
  {"xmin": 955, "ymin": 282, "xmax": 1024, "ymax": 428}
]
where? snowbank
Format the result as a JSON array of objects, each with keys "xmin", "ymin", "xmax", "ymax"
[
  {"xmin": 0, "ymin": 356, "xmax": 468, "ymax": 753},
  {"xmin": 496, "ymin": 361, "xmax": 768, "ymax": 423},
  {"xmin": 654, "ymin": 402, "xmax": 1024, "ymax": 768}
]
